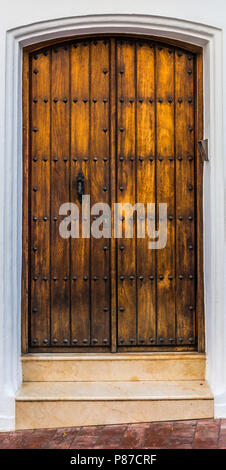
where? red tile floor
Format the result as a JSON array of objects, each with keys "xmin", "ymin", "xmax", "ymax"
[{"xmin": 0, "ymin": 419, "xmax": 225, "ymax": 449}]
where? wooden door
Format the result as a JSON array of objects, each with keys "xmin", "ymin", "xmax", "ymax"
[{"xmin": 22, "ymin": 36, "xmax": 204, "ymax": 353}]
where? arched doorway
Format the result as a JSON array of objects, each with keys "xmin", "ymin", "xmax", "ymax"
[{"xmin": 22, "ymin": 35, "xmax": 204, "ymax": 353}]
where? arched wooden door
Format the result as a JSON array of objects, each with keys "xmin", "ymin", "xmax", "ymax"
[{"xmin": 22, "ymin": 36, "xmax": 204, "ymax": 353}]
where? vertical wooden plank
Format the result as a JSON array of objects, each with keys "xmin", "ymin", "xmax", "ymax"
[
  {"xmin": 90, "ymin": 39, "xmax": 111, "ymax": 347},
  {"xmin": 30, "ymin": 49, "xmax": 51, "ymax": 348},
  {"xmin": 110, "ymin": 38, "xmax": 117, "ymax": 352},
  {"xmin": 70, "ymin": 40, "xmax": 91, "ymax": 346},
  {"xmin": 195, "ymin": 54, "xmax": 205, "ymax": 352},
  {"xmin": 175, "ymin": 49, "xmax": 196, "ymax": 346},
  {"xmin": 22, "ymin": 51, "xmax": 30, "ymax": 353},
  {"xmin": 50, "ymin": 45, "xmax": 70, "ymax": 346},
  {"xmin": 136, "ymin": 41, "xmax": 156, "ymax": 345},
  {"xmin": 156, "ymin": 45, "xmax": 176, "ymax": 346},
  {"xmin": 117, "ymin": 39, "xmax": 137, "ymax": 346}
]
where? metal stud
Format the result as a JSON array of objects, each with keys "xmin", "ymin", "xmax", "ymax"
[
  {"xmin": 159, "ymin": 338, "xmax": 164, "ymax": 343},
  {"xmin": 53, "ymin": 277, "xmax": 58, "ymax": 281},
  {"xmin": 120, "ymin": 246, "xmax": 125, "ymax": 251},
  {"xmin": 84, "ymin": 157, "xmax": 88, "ymax": 162},
  {"xmin": 93, "ymin": 157, "xmax": 98, "ymax": 162},
  {"xmin": 103, "ymin": 246, "xmax": 108, "ymax": 251},
  {"xmin": 129, "ymin": 99, "xmax": 134, "ymax": 103},
  {"xmin": 178, "ymin": 275, "xmax": 184, "ymax": 280},
  {"xmin": 53, "ymin": 216, "xmax": 58, "ymax": 221},
  {"xmin": 158, "ymin": 98, "xmax": 163, "ymax": 103},
  {"xmin": 33, "ymin": 54, "xmax": 38, "ymax": 60},
  {"xmin": 83, "ymin": 276, "xmax": 88, "ymax": 281},
  {"xmin": 73, "ymin": 157, "xmax": 78, "ymax": 162},
  {"xmin": 189, "ymin": 274, "xmax": 194, "ymax": 279},
  {"xmin": 168, "ymin": 97, "xmax": 173, "ymax": 103},
  {"xmin": 188, "ymin": 155, "xmax": 193, "ymax": 161},
  {"xmin": 93, "ymin": 276, "xmax": 98, "ymax": 281},
  {"xmin": 189, "ymin": 337, "xmax": 194, "ymax": 343},
  {"xmin": 119, "ymin": 156, "xmax": 124, "ymax": 161},
  {"xmin": 130, "ymin": 338, "xmax": 135, "ymax": 343},
  {"xmin": 149, "ymin": 98, "xmax": 154, "ymax": 103},
  {"xmin": 93, "ymin": 98, "xmax": 97, "ymax": 103},
  {"xmin": 73, "ymin": 276, "xmax": 77, "ymax": 281},
  {"xmin": 33, "ymin": 69, "xmax": 38, "ymax": 74},
  {"xmin": 73, "ymin": 98, "xmax": 78, "ymax": 103},
  {"xmin": 178, "ymin": 52, "xmax": 182, "ymax": 57},
  {"xmin": 33, "ymin": 216, "xmax": 38, "ymax": 221},
  {"xmin": 139, "ymin": 98, "xmax": 143, "ymax": 103},
  {"xmin": 179, "ymin": 337, "xmax": 183, "ymax": 343},
  {"xmin": 103, "ymin": 276, "xmax": 108, "ymax": 281},
  {"xmin": 103, "ymin": 128, "xmax": 108, "ymax": 133},
  {"xmin": 188, "ymin": 69, "xmax": 193, "ymax": 75},
  {"xmin": 188, "ymin": 245, "xmax": 193, "ymax": 250},
  {"xmin": 120, "ymin": 276, "xmax": 125, "ymax": 281},
  {"xmin": 169, "ymin": 338, "xmax": 174, "ymax": 343},
  {"xmin": 63, "ymin": 339, "xmax": 68, "ymax": 344},
  {"xmin": 119, "ymin": 70, "xmax": 124, "ymax": 74},
  {"xmin": 53, "ymin": 157, "xmax": 58, "ymax": 162},
  {"xmin": 43, "ymin": 339, "xmax": 48, "ymax": 344},
  {"xmin": 63, "ymin": 157, "xmax": 68, "ymax": 162},
  {"xmin": 150, "ymin": 338, "xmax": 154, "ymax": 343},
  {"xmin": 119, "ymin": 186, "xmax": 124, "ymax": 191},
  {"xmin": 33, "ymin": 157, "xmax": 38, "ymax": 162},
  {"xmin": 188, "ymin": 97, "xmax": 192, "ymax": 103},
  {"xmin": 119, "ymin": 98, "xmax": 124, "ymax": 103},
  {"xmin": 119, "ymin": 307, "xmax": 124, "ymax": 312},
  {"xmin": 53, "ymin": 339, "xmax": 58, "ymax": 344},
  {"xmin": 188, "ymin": 215, "xmax": 193, "ymax": 221},
  {"xmin": 43, "ymin": 157, "xmax": 48, "ymax": 162},
  {"xmin": 158, "ymin": 156, "xmax": 163, "ymax": 161},
  {"xmin": 44, "ymin": 98, "xmax": 48, "ymax": 103},
  {"xmin": 83, "ymin": 339, "xmax": 88, "ymax": 344},
  {"xmin": 73, "ymin": 339, "xmax": 78, "ymax": 344},
  {"xmin": 63, "ymin": 98, "xmax": 68, "ymax": 103},
  {"xmin": 139, "ymin": 275, "xmax": 144, "ymax": 281},
  {"xmin": 178, "ymin": 98, "xmax": 183, "ymax": 103},
  {"xmin": 159, "ymin": 275, "xmax": 164, "ymax": 280},
  {"xmin": 119, "ymin": 128, "xmax": 124, "ymax": 132},
  {"xmin": 83, "ymin": 99, "xmax": 88, "ymax": 103},
  {"xmin": 178, "ymin": 216, "xmax": 183, "ymax": 220},
  {"xmin": 53, "ymin": 48, "xmax": 58, "ymax": 53},
  {"xmin": 33, "ymin": 246, "xmax": 38, "ymax": 252},
  {"xmin": 149, "ymin": 156, "xmax": 154, "ymax": 162},
  {"xmin": 32, "ymin": 339, "xmax": 38, "ymax": 344},
  {"xmin": 169, "ymin": 215, "xmax": 173, "ymax": 221},
  {"xmin": 103, "ymin": 186, "xmax": 108, "ymax": 192},
  {"xmin": 188, "ymin": 184, "xmax": 193, "ymax": 191},
  {"xmin": 103, "ymin": 307, "xmax": 108, "ymax": 312},
  {"xmin": 139, "ymin": 338, "xmax": 145, "ymax": 343},
  {"xmin": 103, "ymin": 157, "xmax": 108, "ymax": 162},
  {"xmin": 103, "ymin": 99, "xmax": 108, "ymax": 103},
  {"xmin": 139, "ymin": 157, "xmax": 144, "ymax": 162},
  {"xmin": 149, "ymin": 275, "xmax": 154, "ymax": 280},
  {"xmin": 119, "ymin": 338, "xmax": 124, "ymax": 343},
  {"xmin": 53, "ymin": 98, "xmax": 58, "ymax": 103},
  {"xmin": 130, "ymin": 157, "xmax": 134, "ymax": 161},
  {"xmin": 168, "ymin": 275, "xmax": 173, "ymax": 280},
  {"xmin": 33, "ymin": 128, "xmax": 38, "ymax": 133},
  {"xmin": 32, "ymin": 308, "xmax": 38, "ymax": 313},
  {"xmin": 64, "ymin": 276, "xmax": 68, "ymax": 281},
  {"xmin": 33, "ymin": 276, "xmax": 38, "ymax": 281},
  {"xmin": 188, "ymin": 126, "xmax": 193, "ymax": 132},
  {"xmin": 33, "ymin": 98, "xmax": 37, "ymax": 104},
  {"xmin": 129, "ymin": 276, "xmax": 135, "ymax": 280},
  {"xmin": 177, "ymin": 156, "xmax": 183, "ymax": 161},
  {"xmin": 169, "ymin": 156, "xmax": 174, "ymax": 161},
  {"xmin": 103, "ymin": 69, "xmax": 108, "ymax": 74},
  {"xmin": 103, "ymin": 339, "xmax": 108, "ymax": 344},
  {"xmin": 93, "ymin": 339, "xmax": 98, "ymax": 344},
  {"xmin": 43, "ymin": 51, "xmax": 48, "ymax": 56},
  {"xmin": 43, "ymin": 216, "xmax": 48, "ymax": 221},
  {"xmin": 188, "ymin": 55, "xmax": 193, "ymax": 61}
]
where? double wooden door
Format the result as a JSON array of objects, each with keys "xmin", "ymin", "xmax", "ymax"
[{"xmin": 23, "ymin": 36, "xmax": 204, "ymax": 352}]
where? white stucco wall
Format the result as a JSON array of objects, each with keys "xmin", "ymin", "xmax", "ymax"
[{"xmin": 0, "ymin": 0, "xmax": 225, "ymax": 430}]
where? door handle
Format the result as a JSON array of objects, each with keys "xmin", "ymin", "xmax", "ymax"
[{"xmin": 76, "ymin": 170, "xmax": 85, "ymax": 203}]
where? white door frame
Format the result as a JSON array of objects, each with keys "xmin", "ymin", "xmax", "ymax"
[{"xmin": 0, "ymin": 14, "xmax": 224, "ymax": 430}]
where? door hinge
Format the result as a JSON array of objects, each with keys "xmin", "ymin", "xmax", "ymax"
[{"xmin": 198, "ymin": 139, "xmax": 209, "ymax": 162}]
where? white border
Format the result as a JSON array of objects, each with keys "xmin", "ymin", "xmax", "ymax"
[{"xmin": 0, "ymin": 14, "xmax": 224, "ymax": 430}]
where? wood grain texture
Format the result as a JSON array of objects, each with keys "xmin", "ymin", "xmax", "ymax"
[{"xmin": 22, "ymin": 36, "xmax": 204, "ymax": 352}]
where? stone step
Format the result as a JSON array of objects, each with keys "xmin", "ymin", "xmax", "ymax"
[
  {"xmin": 16, "ymin": 380, "xmax": 213, "ymax": 429},
  {"xmin": 22, "ymin": 353, "xmax": 206, "ymax": 382}
]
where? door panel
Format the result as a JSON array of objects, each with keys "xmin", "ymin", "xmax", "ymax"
[{"xmin": 25, "ymin": 36, "xmax": 203, "ymax": 352}]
